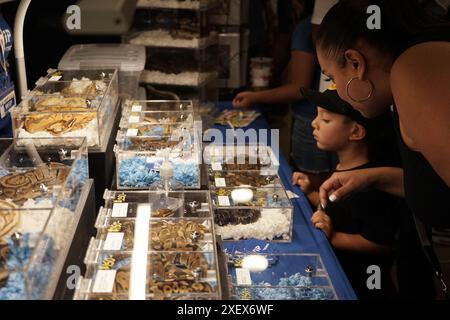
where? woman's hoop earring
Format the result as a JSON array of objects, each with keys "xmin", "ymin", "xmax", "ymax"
[{"xmin": 346, "ymin": 77, "xmax": 374, "ymax": 103}]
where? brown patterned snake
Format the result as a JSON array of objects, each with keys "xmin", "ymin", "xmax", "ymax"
[
  {"xmin": 24, "ymin": 97, "xmax": 96, "ymax": 135},
  {"xmin": 0, "ymin": 162, "xmax": 70, "ymax": 204}
]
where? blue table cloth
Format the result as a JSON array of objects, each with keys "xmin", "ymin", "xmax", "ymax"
[{"xmin": 210, "ymin": 102, "xmax": 357, "ymax": 300}]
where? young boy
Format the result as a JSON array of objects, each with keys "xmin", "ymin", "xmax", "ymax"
[{"xmin": 294, "ymin": 86, "xmax": 402, "ymax": 300}]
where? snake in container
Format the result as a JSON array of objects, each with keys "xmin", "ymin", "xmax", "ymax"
[
  {"xmin": 24, "ymin": 97, "xmax": 96, "ymax": 135},
  {"xmin": 150, "ymin": 220, "xmax": 208, "ymax": 251},
  {"xmin": 0, "ymin": 162, "xmax": 70, "ymax": 205}
]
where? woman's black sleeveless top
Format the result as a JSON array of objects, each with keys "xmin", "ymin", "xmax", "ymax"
[{"xmin": 393, "ymin": 30, "xmax": 450, "ymax": 228}]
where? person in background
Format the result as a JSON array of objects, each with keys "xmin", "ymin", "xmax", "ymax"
[
  {"xmin": 298, "ymin": 86, "xmax": 401, "ymax": 299},
  {"xmin": 315, "ymin": 0, "xmax": 450, "ymax": 299},
  {"xmin": 234, "ymin": 0, "xmax": 337, "ymax": 198}
]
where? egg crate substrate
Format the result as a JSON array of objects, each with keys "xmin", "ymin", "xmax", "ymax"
[
  {"xmin": 128, "ymin": 30, "xmax": 217, "ymax": 49},
  {"xmin": 209, "ymin": 174, "xmax": 292, "ymax": 241},
  {"xmin": 141, "ymin": 70, "xmax": 218, "ymax": 87},
  {"xmin": 213, "ymin": 206, "xmax": 292, "ymax": 242}
]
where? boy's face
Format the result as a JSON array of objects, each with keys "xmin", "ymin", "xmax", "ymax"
[{"xmin": 312, "ymin": 107, "xmax": 355, "ymax": 151}]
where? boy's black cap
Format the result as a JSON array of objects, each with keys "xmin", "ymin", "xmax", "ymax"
[{"xmin": 300, "ymin": 86, "xmax": 369, "ymax": 127}]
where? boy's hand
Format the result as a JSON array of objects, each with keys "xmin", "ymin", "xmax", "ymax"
[
  {"xmin": 311, "ymin": 210, "xmax": 334, "ymax": 239},
  {"xmin": 292, "ymin": 172, "xmax": 314, "ymax": 195}
]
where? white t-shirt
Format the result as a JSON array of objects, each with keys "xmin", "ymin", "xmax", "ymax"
[{"xmin": 311, "ymin": 0, "xmax": 339, "ymax": 25}]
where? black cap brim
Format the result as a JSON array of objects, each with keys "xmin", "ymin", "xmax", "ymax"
[{"xmin": 300, "ymin": 87, "xmax": 369, "ymax": 126}]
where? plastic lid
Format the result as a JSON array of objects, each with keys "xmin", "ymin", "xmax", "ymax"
[{"xmin": 58, "ymin": 44, "xmax": 146, "ymax": 72}]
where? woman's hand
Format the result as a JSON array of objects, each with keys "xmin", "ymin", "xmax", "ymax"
[
  {"xmin": 319, "ymin": 169, "xmax": 375, "ymax": 208},
  {"xmin": 319, "ymin": 167, "xmax": 405, "ymax": 208},
  {"xmin": 232, "ymin": 91, "xmax": 259, "ymax": 109},
  {"xmin": 311, "ymin": 210, "xmax": 334, "ymax": 239}
]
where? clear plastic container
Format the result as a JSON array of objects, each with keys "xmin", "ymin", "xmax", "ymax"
[
  {"xmin": 227, "ymin": 253, "xmax": 337, "ymax": 300},
  {"xmin": 142, "ymin": 86, "xmax": 219, "ymax": 129},
  {"xmin": 141, "ymin": 46, "xmax": 219, "ymax": 87},
  {"xmin": 122, "ymin": 100, "xmax": 194, "ymax": 114},
  {"xmin": 73, "ymin": 190, "xmax": 221, "ymax": 300},
  {"xmin": 116, "ymin": 129, "xmax": 189, "ymax": 152},
  {"xmin": 0, "ymin": 137, "xmax": 89, "ymax": 210},
  {"xmin": 101, "ymin": 189, "xmax": 213, "ymax": 218},
  {"xmin": 58, "ymin": 44, "xmax": 146, "ymax": 100},
  {"xmin": 137, "ymin": 0, "xmax": 219, "ymax": 10},
  {"xmin": 119, "ymin": 110, "xmax": 195, "ymax": 129},
  {"xmin": 11, "ymin": 69, "xmax": 119, "ymax": 149},
  {"xmin": 210, "ymin": 185, "xmax": 293, "ymax": 242},
  {"xmin": 208, "ymin": 171, "xmax": 282, "ymax": 189},
  {"xmin": 204, "ymin": 144, "xmax": 280, "ymax": 175},
  {"xmin": 74, "ymin": 250, "xmax": 220, "ymax": 300},
  {"xmin": 0, "ymin": 137, "xmax": 90, "ymax": 300},
  {"xmin": 114, "ymin": 146, "xmax": 200, "ymax": 190},
  {"xmin": 127, "ymin": 8, "xmax": 218, "ymax": 49},
  {"xmin": 115, "ymin": 105, "xmax": 201, "ymax": 190}
]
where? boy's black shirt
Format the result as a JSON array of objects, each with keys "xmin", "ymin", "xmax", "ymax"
[{"xmin": 325, "ymin": 162, "xmax": 402, "ymax": 299}]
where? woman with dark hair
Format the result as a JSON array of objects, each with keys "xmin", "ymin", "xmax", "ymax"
[{"xmin": 314, "ymin": 0, "xmax": 450, "ymax": 297}]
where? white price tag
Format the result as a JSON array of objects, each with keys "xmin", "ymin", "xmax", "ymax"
[
  {"xmin": 129, "ymin": 116, "xmax": 140, "ymax": 123},
  {"xmin": 215, "ymin": 178, "xmax": 226, "ymax": 187},
  {"xmin": 93, "ymin": 270, "xmax": 117, "ymax": 293},
  {"xmin": 211, "ymin": 162, "xmax": 222, "ymax": 171},
  {"xmin": 48, "ymin": 75, "xmax": 62, "ymax": 82},
  {"xmin": 126, "ymin": 128, "xmax": 138, "ymax": 137},
  {"xmin": 131, "ymin": 105, "xmax": 142, "ymax": 112},
  {"xmin": 104, "ymin": 232, "xmax": 124, "ymax": 251},
  {"xmin": 112, "ymin": 203, "xmax": 129, "ymax": 217},
  {"xmin": 235, "ymin": 268, "xmax": 252, "ymax": 286},
  {"xmin": 218, "ymin": 196, "xmax": 230, "ymax": 206}
]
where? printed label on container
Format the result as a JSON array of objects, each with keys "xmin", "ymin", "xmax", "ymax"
[
  {"xmin": 218, "ymin": 196, "xmax": 230, "ymax": 206},
  {"xmin": 126, "ymin": 128, "xmax": 138, "ymax": 137},
  {"xmin": 112, "ymin": 203, "xmax": 129, "ymax": 217},
  {"xmin": 211, "ymin": 162, "xmax": 222, "ymax": 171},
  {"xmin": 236, "ymin": 268, "xmax": 252, "ymax": 285},
  {"xmin": 128, "ymin": 116, "xmax": 140, "ymax": 123},
  {"xmin": 104, "ymin": 232, "xmax": 124, "ymax": 251},
  {"xmin": 48, "ymin": 75, "xmax": 62, "ymax": 82},
  {"xmin": 93, "ymin": 270, "xmax": 117, "ymax": 293},
  {"xmin": 131, "ymin": 105, "xmax": 142, "ymax": 112},
  {"xmin": 215, "ymin": 178, "xmax": 226, "ymax": 187}
]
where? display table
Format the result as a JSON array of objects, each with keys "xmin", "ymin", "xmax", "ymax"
[{"xmin": 211, "ymin": 102, "xmax": 357, "ymax": 300}]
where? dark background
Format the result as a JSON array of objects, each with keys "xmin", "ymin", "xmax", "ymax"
[{"xmin": 1, "ymin": 0, "xmax": 120, "ymax": 96}]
